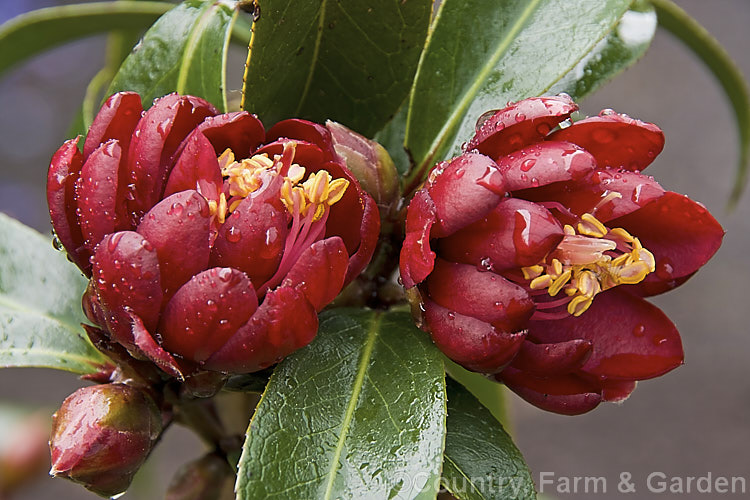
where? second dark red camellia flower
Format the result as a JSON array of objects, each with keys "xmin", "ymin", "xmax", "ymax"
[
  {"xmin": 48, "ymin": 92, "xmax": 379, "ymax": 376},
  {"xmin": 400, "ymin": 95, "xmax": 723, "ymax": 415}
]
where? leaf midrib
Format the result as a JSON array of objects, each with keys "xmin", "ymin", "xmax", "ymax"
[
  {"xmin": 321, "ymin": 311, "xmax": 382, "ymax": 500},
  {"xmin": 405, "ymin": 0, "xmax": 544, "ymax": 167},
  {"xmin": 295, "ymin": 0, "xmax": 329, "ymax": 115},
  {"xmin": 0, "ymin": 293, "xmax": 83, "ymax": 336},
  {"xmin": 176, "ymin": 2, "xmax": 220, "ymax": 95}
]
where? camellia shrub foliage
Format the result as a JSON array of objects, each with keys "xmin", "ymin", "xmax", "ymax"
[{"xmin": 0, "ymin": 0, "xmax": 747, "ymax": 498}]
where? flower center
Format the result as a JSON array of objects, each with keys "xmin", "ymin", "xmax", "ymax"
[
  {"xmin": 209, "ymin": 141, "xmax": 350, "ymax": 296},
  {"xmin": 521, "ymin": 213, "xmax": 655, "ymax": 318}
]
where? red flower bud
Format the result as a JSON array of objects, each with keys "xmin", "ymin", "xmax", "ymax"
[
  {"xmin": 48, "ymin": 93, "xmax": 380, "ymax": 375},
  {"xmin": 400, "ymin": 95, "xmax": 724, "ymax": 415},
  {"xmin": 49, "ymin": 383, "xmax": 161, "ymax": 497}
]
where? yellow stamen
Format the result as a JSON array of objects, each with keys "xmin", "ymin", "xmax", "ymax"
[
  {"xmin": 577, "ymin": 213, "xmax": 608, "ymax": 238},
  {"xmin": 521, "ymin": 265, "xmax": 544, "ymax": 280},
  {"xmin": 524, "ymin": 212, "xmax": 655, "ymax": 319},
  {"xmin": 548, "ymin": 270, "xmax": 572, "ymax": 296},
  {"xmin": 208, "ymin": 193, "xmax": 228, "ymax": 224}
]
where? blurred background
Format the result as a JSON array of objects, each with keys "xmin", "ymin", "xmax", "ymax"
[{"xmin": 0, "ymin": 0, "xmax": 748, "ymax": 498}]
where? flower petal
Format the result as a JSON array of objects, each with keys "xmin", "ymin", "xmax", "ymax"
[
  {"xmin": 549, "ymin": 113, "xmax": 664, "ymax": 171},
  {"xmin": 439, "ymin": 198, "xmax": 563, "ymax": 271},
  {"xmin": 193, "ymin": 111, "xmax": 265, "ymax": 159},
  {"xmin": 129, "ymin": 312, "xmax": 184, "ymax": 379},
  {"xmin": 610, "ymin": 191, "xmax": 724, "ymax": 295},
  {"xmin": 266, "ymin": 119, "xmax": 337, "ymax": 158},
  {"xmin": 204, "ymin": 286, "xmax": 318, "ymax": 373},
  {"xmin": 92, "ymin": 231, "xmax": 163, "ymax": 350},
  {"xmin": 137, "ymin": 190, "xmax": 211, "ymax": 300},
  {"xmin": 76, "ymin": 140, "xmax": 121, "ymax": 252},
  {"xmin": 47, "ymin": 137, "xmax": 89, "ymax": 271},
  {"xmin": 528, "ymin": 288, "xmax": 684, "ymax": 380},
  {"xmin": 427, "ymin": 153, "xmax": 505, "ymax": 237},
  {"xmin": 399, "ymin": 189, "xmax": 437, "ymax": 288},
  {"xmin": 497, "ymin": 141, "xmax": 596, "ymax": 191},
  {"xmin": 424, "ymin": 299, "xmax": 525, "ymax": 373},
  {"xmin": 498, "ymin": 368, "xmax": 602, "ymax": 415},
  {"xmin": 599, "ymin": 379, "xmax": 636, "ymax": 403},
  {"xmin": 83, "ymin": 92, "xmax": 142, "ymax": 159},
  {"xmin": 426, "ymin": 259, "xmax": 534, "ymax": 332},
  {"xmin": 510, "ymin": 339, "xmax": 593, "ymax": 377},
  {"xmin": 163, "ymin": 130, "xmax": 223, "ymax": 201},
  {"xmin": 282, "ymin": 237, "xmax": 348, "ymax": 311},
  {"xmin": 126, "ymin": 94, "xmax": 216, "ymax": 221},
  {"xmin": 467, "ymin": 95, "xmax": 578, "ymax": 159},
  {"xmin": 159, "ymin": 268, "xmax": 257, "ymax": 363},
  {"xmin": 209, "ymin": 195, "xmax": 289, "ymax": 286}
]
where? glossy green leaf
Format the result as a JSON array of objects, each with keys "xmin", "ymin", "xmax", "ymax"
[
  {"xmin": 108, "ymin": 0, "xmax": 239, "ymax": 112},
  {"xmin": 0, "ymin": 214, "xmax": 108, "ymax": 374},
  {"xmin": 403, "ymin": 0, "xmax": 633, "ymax": 186},
  {"xmin": 241, "ymin": 0, "xmax": 432, "ymax": 137},
  {"xmin": 237, "ymin": 309, "xmax": 446, "ymax": 500},
  {"xmin": 0, "ymin": 1, "xmax": 173, "ymax": 78},
  {"xmin": 442, "ymin": 379, "xmax": 536, "ymax": 500},
  {"xmin": 374, "ymin": 104, "xmax": 411, "ymax": 176},
  {"xmin": 551, "ymin": 2, "xmax": 657, "ymax": 100},
  {"xmin": 650, "ymin": 0, "xmax": 750, "ymax": 205}
]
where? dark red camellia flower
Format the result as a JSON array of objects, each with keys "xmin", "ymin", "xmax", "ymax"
[
  {"xmin": 400, "ymin": 95, "xmax": 723, "ymax": 415},
  {"xmin": 48, "ymin": 92, "xmax": 379, "ymax": 376}
]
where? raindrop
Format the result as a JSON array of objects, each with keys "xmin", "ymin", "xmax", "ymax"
[
  {"xmin": 520, "ymin": 158, "xmax": 536, "ymax": 172},
  {"xmin": 226, "ymin": 226, "xmax": 242, "ymax": 243},
  {"xmin": 632, "ymin": 324, "xmax": 646, "ymax": 337}
]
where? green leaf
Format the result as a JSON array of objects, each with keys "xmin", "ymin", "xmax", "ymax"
[
  {"xmin": 442, "ymin": 379, "xmax": 536, "ymax": 500},
  {"xmin": 108, "ymin": 0, "xmax": 239, "ymax": 112},
  {"xmin": 237, "ymin": 309, "xmax": 446, "ymax": 500},
  {"xmin": 551, "ymin": 2, "xmax": 657, "ymax": 100},
  {"xmin": 0, "ymin": 1, "xmax": 173, "ymax": 78},
  {"xmin": 0, "ymin": 214, "xmax": 108, "ymax": 374},
  {"xmin": 649, "ymin": 0, "xmax": 750, "ymax": 205},
  {"xmin": 444, "ymin": 356, "xmax": 509, "ymax": 426},
  {"xmin": 374, "ymin": 104, "xmax": 411, "ymax": 176},
  {"xmin": 403, "ymin": 0, "xmax": 633, "ymax": 186},
  {"xmin": 241, "ymin": 0, "xmax": 432, "ymax": 137}
]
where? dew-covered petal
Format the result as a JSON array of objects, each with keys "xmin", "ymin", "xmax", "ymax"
[
  {"xmin": 137, "ymin": 190, "xmax": 211, "ymax": 300},
  {"xmin": 126, "ymin": 94, "xmax": 216, "ymax": 220},
  {"xmin": 439, "ymin": 198, "xmax": 563, "ymax": 271},
  {"xmin": 497, "ymin": 141, "xmax": 596, "ymax": 191},
  {"xmin": 509, "ymin": 339, "xmax": 593, "ymax": 377},
  {"xmin": 163, "ymin": 130, "xmax": 223, "ymax": 200},
  {"xmin": 92, "ymin": 231, "xmax": 163, "ymax": 349},
  {"xmin": 498, "ymin": 368, "xmax": 602, "ymax": 416},
  {"xmin": 129, "ymin": 312, "xmax": 184, "ymax": 379},
  {"xmin": 427, "ymin": 153, "xmax": 505, "ymax": 238},
  {"xmin": 424, "ymin": 299, "xmax": 525, "ymax": 374},
  {"xmin": 266, "ymin": 119, "xmax": 337, "ymax": 158},
  {"xmin": 204, "ymin": 286, "xmax": 318, "ymax": 374},
  {"xmin": 209, "ymin": 195, "xmax": 288, "ymax": 286},
  {"xmin": 609, "ymin": 191, "xmax": 724, "ymax": 295},
  {"xmin": 47, "ymin": 137, "xmax": 89, "ymax": 271},
  {"xmin": 77, "ymin": 140, "xmax": 121, "ymax": 252},
  {"xmin": 159, "ymin": 268, "xmax": 257, "ymax": 363},
  {"xmin": 549, "ymin": 113, "xmax": 664, "ymax": 171},
  {"xmin": 426, "ymin": 259, "xmax": 534, "ymax": 332},
  {"xmin": 399, "ymin": 189, "xmax": 437, "ymax": 288},
  {"xmin": 515, "ymin": 168, "xmax": 666, "ymax": 224},
  {"xmin": 467, "ymin": 95, "xmax": 578, "ymax": 160},
  {"xmin": 83, "ymin": 92, "xmax": 142, "ymax": 159},
  {"xmin": 194, "ymin": 111, "xmax": 265, "ymax": 159},
  {"xmin": 528, "ymin": 288, "xmax": 683, "ymax": 380},
  {"xmin": 254, "ymin": 140, "xmax": 326, "ymax": 170},
  {"xmin": 282, "ymin": 237, "xmax": 348, "ymax": 311}
]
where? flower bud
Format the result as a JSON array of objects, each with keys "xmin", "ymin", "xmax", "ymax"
[
  {"xmin": 326, "ymin": 120, "xmax": 400, "ymax": 217},
  {"xmin": 166, "ymin": 453, "xmax": 233, "ymax": 500},
  {"xmin": 49, "ymin": 383, "xmax": 161, "ymax": 497},
  {"xmin": 0, "ymin": 410, "xmax": 49, "ymax": 496}
]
